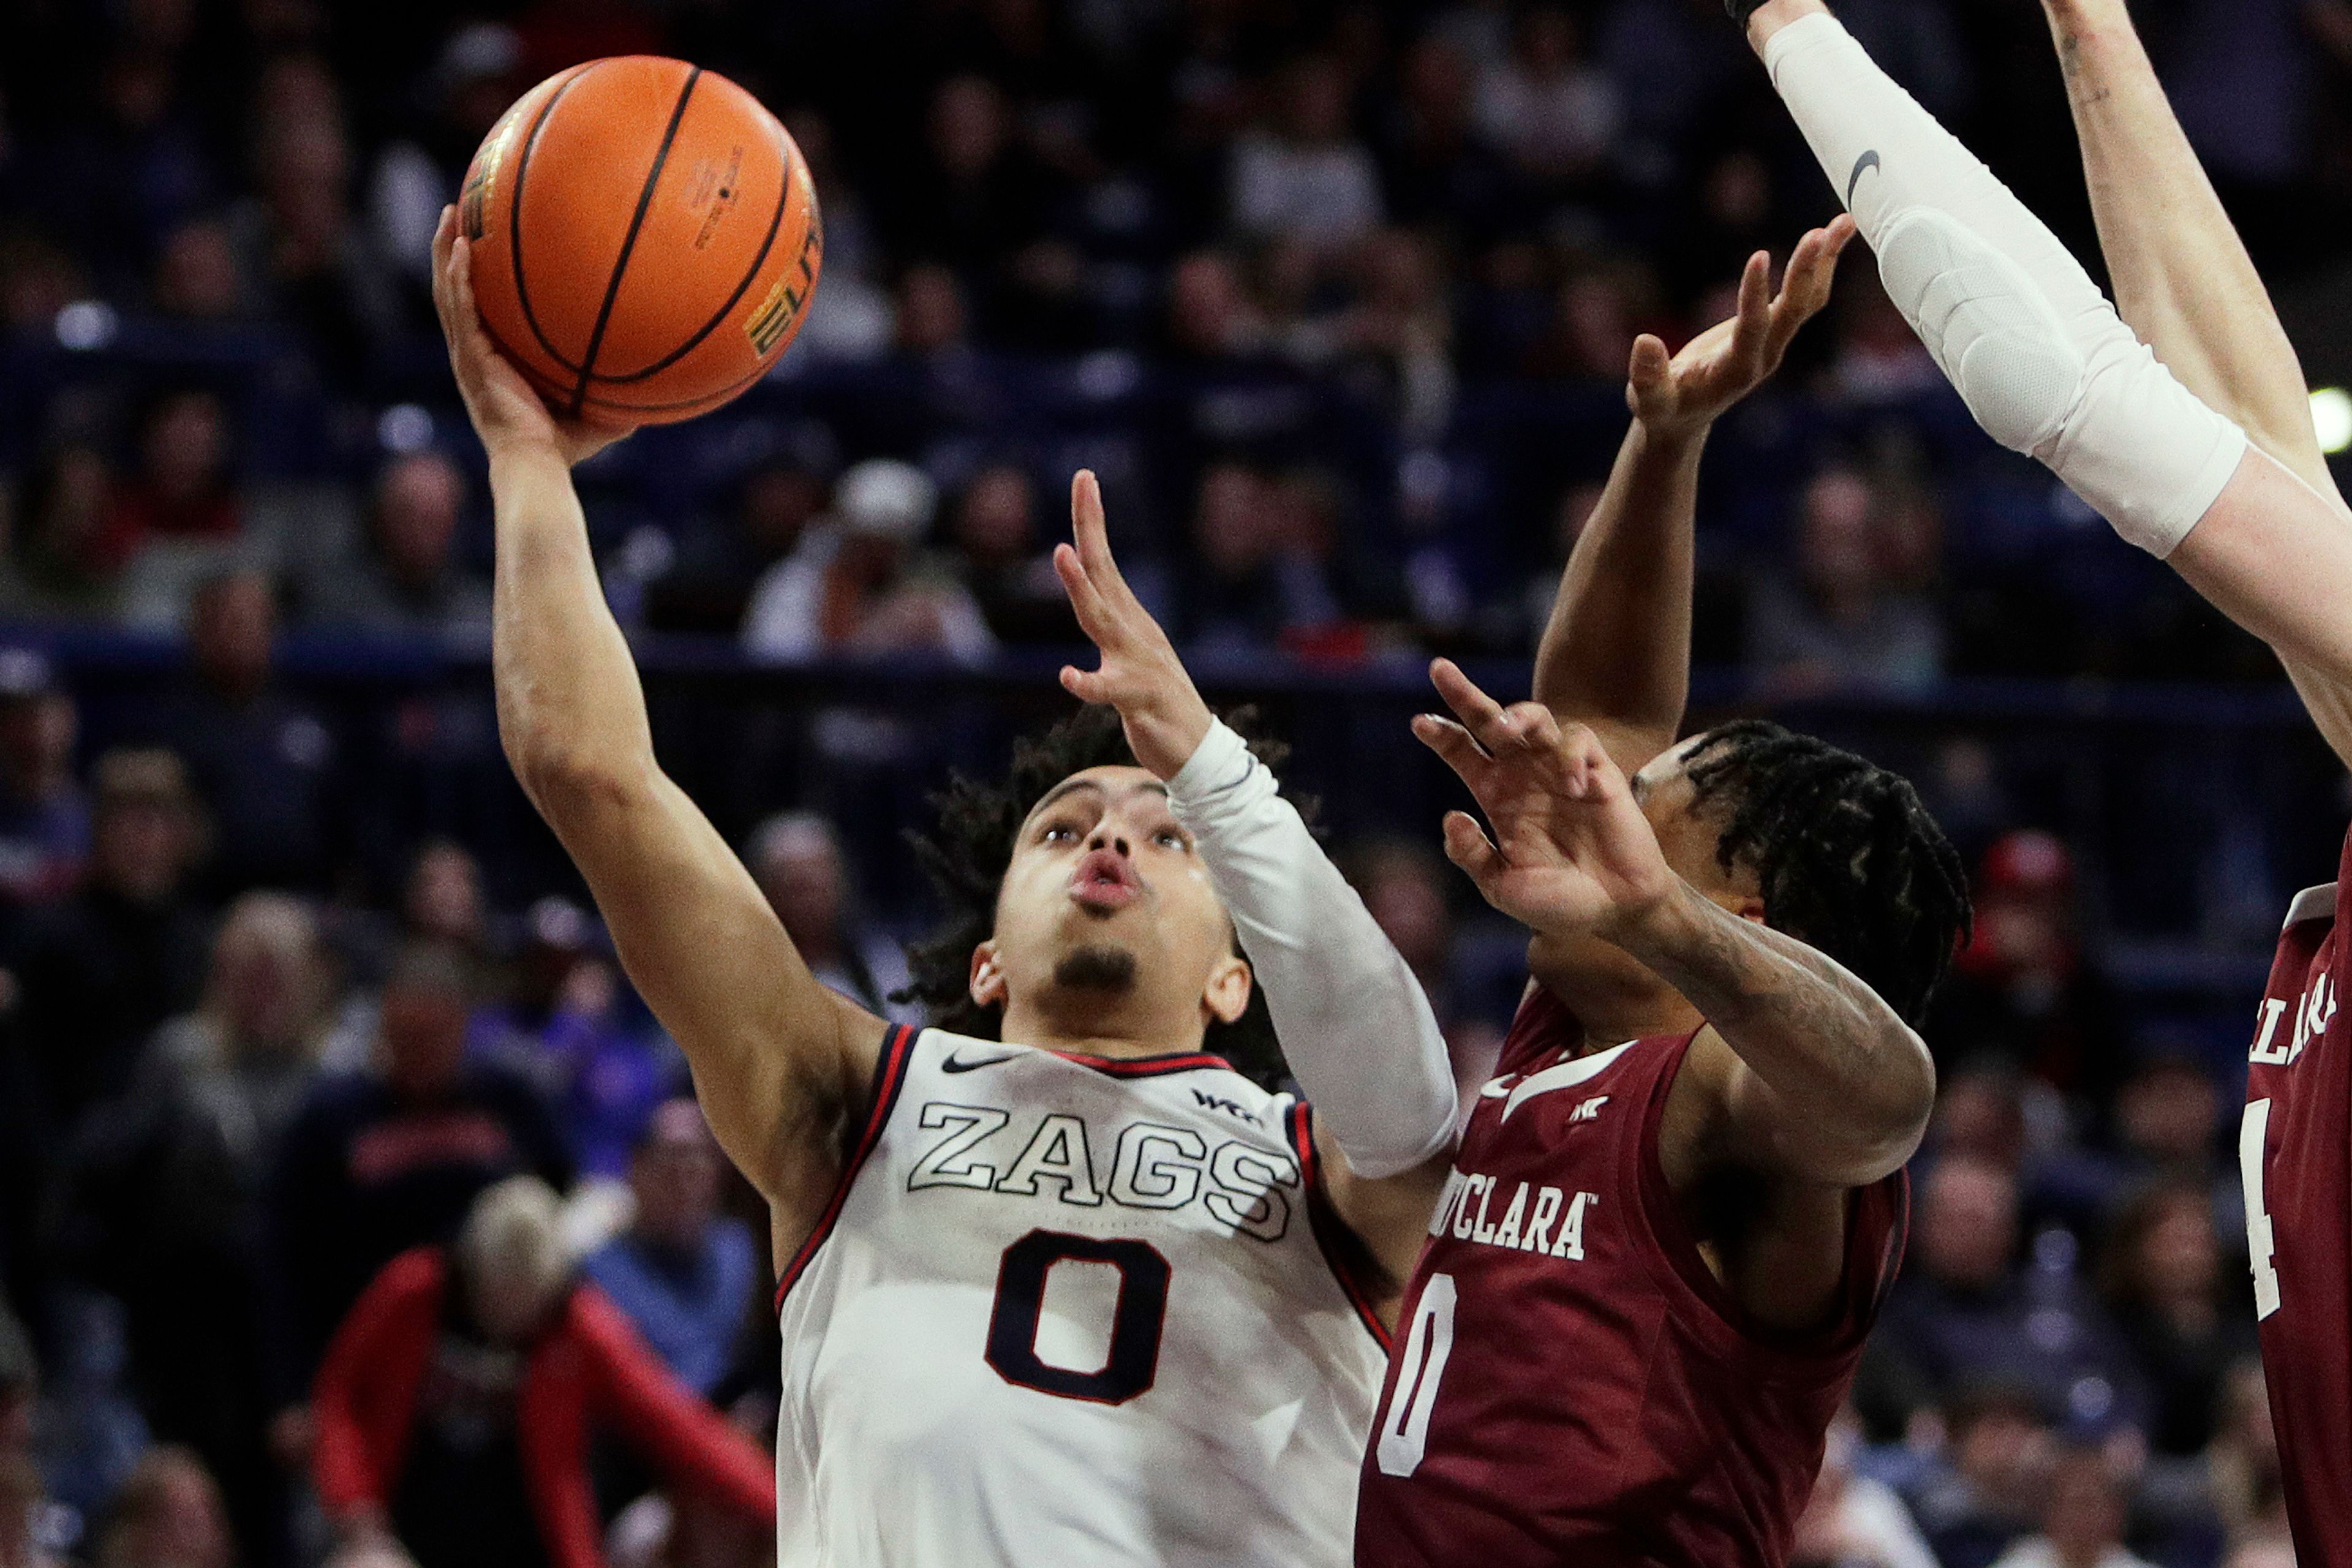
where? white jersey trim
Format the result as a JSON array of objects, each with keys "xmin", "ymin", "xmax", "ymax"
[{"xmin": 2283, "ymin": 883, "xmax": 2339, "ymax": 932}]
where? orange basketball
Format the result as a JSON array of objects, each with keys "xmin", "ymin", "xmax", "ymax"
[{"xmin": 458, "ymin": 57, "xmax": 822, "ymax": 426}]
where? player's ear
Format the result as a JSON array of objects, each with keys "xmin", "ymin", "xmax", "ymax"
[
  {"xmin": 969, "ymin": 941, "xmax": 1008, "ymax": 1009},
  {"xmin": 1202, "ymin": 952, "xmax": 1251, "ymax": 1027}
]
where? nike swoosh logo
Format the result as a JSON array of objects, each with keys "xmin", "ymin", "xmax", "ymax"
[
  {"xmin": 1502, "ymin": 1041, "xmax": 1637, "ymax": 1123},
  {"xmin": 1847, "ymin": 149, "xmax": 1882, "ymax": 208},
  {"xmin": 942, "ymin": 1050, "xmax": 1021, "ymax": 1074},
  {"xmin": 1478, "ymin": 1076, "xmax": 1521, "ymax": 1099}
]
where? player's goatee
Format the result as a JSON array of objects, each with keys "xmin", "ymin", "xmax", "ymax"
[{"xmin": 1054, "ymin": 945, "xmax": 1137, "ymax": 991}]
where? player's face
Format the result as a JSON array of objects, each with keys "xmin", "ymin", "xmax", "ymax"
[
  {"xmin": 1526, "ymin": 734, "xmax": 1763, "ymax": 1021},
  {"xmin": 974, "ymin": 765, "xmax": 1251, "ymax": 1041}
]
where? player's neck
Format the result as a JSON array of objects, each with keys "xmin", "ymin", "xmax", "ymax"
[
  {"xmin": 1534, "ymin": 968, "xmax": 1705, "ymax": 1055},
  {"xmin": 998, "ymin": 995, "xmax": 1210, "ymax": 1061}
]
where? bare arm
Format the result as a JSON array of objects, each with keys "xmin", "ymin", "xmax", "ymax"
[
  {"xmin": 1534, "ymin": 224, "xmax": 1852, "ymax": 772},
  {"xmin": 1415, "ymin": 660, "xmax": 1932, "ymax": 1187},
  {"xmin": 431, "ymin": 210, "xmax": 883, "ymax": 1227},
  {"xmin": 2043, "ymin": 0, "xmax": 2352, "ymax": 760}
]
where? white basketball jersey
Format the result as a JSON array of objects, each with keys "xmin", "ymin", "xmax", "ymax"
[{"xmin": 772, "ymin": 1024, "xmax": 1390, "ymax": 1568}]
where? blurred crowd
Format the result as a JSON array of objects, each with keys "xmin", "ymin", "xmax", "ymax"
[
  {"xmin": 3, "ymin": 0, "xmax": 2351, "ymax": 1567},
  {"xmin": 0, "ymin": 635, "xmax": 2307, "ymax": 1568},
  {"xmin": 5, "ymin": 0, "xmax": 2352, "ymax": 684}
]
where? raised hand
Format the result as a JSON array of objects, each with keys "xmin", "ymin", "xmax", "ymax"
[
  {"xmin": 431, "ymin": 206, "xmax": 631, "ymax": 469},
  {"xmin": 1627, "ymin": 216, "xmax": 1854, "ymax": 439},
  {"xmin": 1054, "ymin": 470, "xmax": 1216, "ymax": 779},
  {"xmin": 1411, "ymin": 658, "xmax": 1678, "ymax": 940}
]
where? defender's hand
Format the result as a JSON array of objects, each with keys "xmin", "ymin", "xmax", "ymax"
[
  {"xmin": 431, "ymin": 206, "xmax": 631, "ymax": 469},
  {"xmin": 1054, "ymin": 470, "xmax": 1214, "ymax": 779},
  {"xmin": 1412, "ymin": 659, "xmax": 1677, "ymax": 941},
  {"xmin": 1627, "ymin": 217, "xmax": 1853, "ymax": 440}
]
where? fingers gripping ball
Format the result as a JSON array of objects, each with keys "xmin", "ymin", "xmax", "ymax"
[{"xmin": 460, "ymin": 57, "xmax": 822, "ymax": 426}]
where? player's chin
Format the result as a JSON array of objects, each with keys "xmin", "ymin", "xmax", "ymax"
[{"xmin": 1050, "ymin": 942, "xmax": 1140, "ymax": 993}]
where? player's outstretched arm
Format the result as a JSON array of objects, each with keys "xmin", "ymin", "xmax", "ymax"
[
  {"xmin": 1743, "ymin": 0, "xmax": 2352, "ymax": 717},
  {"xmin": 1055, "ymin": 472, "xmax": 1458, "ymax": 1284},
  {"xmin": 1415, "ymin": 660, "xmax": 1932, "ymax": 1186},
  {"xmin": 2038, "ymin": 0, "xmax": 2352, "ymax": 763},
  {"xmin": 1534, "ymin": 222, "xmax": 1850, "ymax": 774},
  {"xmin": 431, "ymin": 208, "xmax": 886, "ymax": 1229}
]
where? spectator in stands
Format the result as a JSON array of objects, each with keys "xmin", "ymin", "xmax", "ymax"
[
  {"xmin": 141, "ymin": 569, "xmax": 334, "ymax": 895},
  {"xmin": 892, "ymin": 264, "xmax": 970, "ymax": 358},
  {"xmin": 747, "ymin": 812, "xmax": 914, "ymax": 1023},
  {"xmin": 0, "ymin": 650, "xmax": 88, "ymax": 908},
  {"xmin": 1986, "ymin": 1448, "xmax": 2156, "ymax": 1568},
  {"xmin": 2098, "ymin": 1180, "xmax": 2255, "ymax": 1459},
  {"xmin": 948, "ymin": 464, "xmax": 1077, "ymax": 647},
  {"xmin": 305, "ymin": 453, "xmax": 488, "ymax": 641},
  {"xmin": 1789, "ymin": 1410, "xmax": 1939, "ymax": 1568},
  {"xmin": 1336, "ymin": 229, "xmax": 1457, "ymax": 439},
  {"xmin": 2108, "ymin": 1057, "xmax": 2230, "ymax": 1213},
  {"xmin": 1928, "ymin": 832, "xmax": 2128, "ymax": 1100},
  {"xmin": 1746, "ymin": 466, "xmax": 1945, "ymax": 696},
  {"xmin": 365, "ymin": 24, "xmax": 525, "ymax": 294},
  {"xmin": 402, "ymin": 839, "xmax": 486, "ymax": 956},
  {"xmin": 1901, "ymin": 1384, "xmax": 2056, "ymax": 1568},
  {"xmin": 11, "ymin": 446, "xmax": 123, "ymax": 620},
  {"xmin": 581, "ymin": 1102, "xmax": 757, "ymax": 1398},
  {"xmin": 1164, "ymin": 251, "xmax": 1269, "ymax": 364},
  {"xmin": 887, "ymin": 76, "xmax": 1058, "ymax": 285},
  {"xmin": 1171, "ymin": 462, "xmax": 1274, "ymax": 651},
  {"xmin": 311, "ymin": 1178, "xmax": 773, "ymax": 1568},
  {"xmin": 266, "ymin": 942, "xmax": 572, "ymax": 1391},
  {"xmin": 236, "ymin": 78, "xmax": 398, "ymax": 383},
  {"xmin": 91, "ymin": 1448, "xmax": 233, "ymax": 1568},
  {"xmin": 150, "ymin": 219, "xmax": 253, "ymax": 324},
  {"xmin": 1378, "ymin": 32, "xmax": 1516, "ymax": 244},
  {"xmin": 1230, "ymin": 56, "xmax": 1385, "ymax": 253},
  {"xmin": 10, "ymin": 748, "xmax": 208, "ymax": 1128},
  {"xmin": 644, "ymin": 458, "xmax": 831, "ymax": 638},
  {"xmin": 1867, "ymin": 1156, "xmax": 2145, "ymax": 1444},
  {"xmin": 483, "ymin": 897, "xmax": 677, "ymax": 1180},
  {"xmin": 1470, "ymin": 4, "xmax": 1618, "ymax": 192},
  {"xmin": 97, "ymin": 391, "xmax": 241, "ymax": 571},
  {"xmin": 741, "ymin": 458, "xmax": 992, "ymax": 665}
]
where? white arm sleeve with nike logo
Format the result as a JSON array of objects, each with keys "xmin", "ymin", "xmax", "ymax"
[
  {"xmin": 1763, "ymin": 12, "xmax": 2246, "ymax": 557},
  {"xmin": 1167, "ymin": 719, "xmax": 1457, "ymax": 1178}
]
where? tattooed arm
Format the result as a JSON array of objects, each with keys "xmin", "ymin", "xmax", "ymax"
[
  {"xmin": 1610, "ymin": 884, "xmax": 1932, "ymax": 1186},
  {"xmin": 1414, "ymin": 659, "xmax": 1931, "ymax": 1190}
]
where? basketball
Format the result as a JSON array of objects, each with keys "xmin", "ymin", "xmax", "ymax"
[{"xmin": 458, "ymin": 56, "xmax": 821, "ymax": 426}]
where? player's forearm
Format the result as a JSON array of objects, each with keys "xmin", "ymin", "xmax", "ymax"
[
  {"xmin": 1167, "ymin": 722, "xmax": 1458, "ymax": 1179},
  {"xmin": 1531, "ymin": 421, "xmax": 1702, "ymax": 759},
  {"xmin": 1610, "ymin": 880, "xmax": 1934, "ymax": 1180},
  {"xmin": 2043, "ymin": 0, "xmax": 2328, "ymax": 482},
  {"xmin": 489, "ymin": 447, "xmax": 657, "ymax": 809}
]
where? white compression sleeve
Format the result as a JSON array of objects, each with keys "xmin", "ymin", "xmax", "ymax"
[
  {"xmin": 1167, "ymin": 720, "xmax": 1457, "ymax": 1179},
  {"xmin": 1763, "ymin": 13, "xmax": 2247, "ymax": 556}
]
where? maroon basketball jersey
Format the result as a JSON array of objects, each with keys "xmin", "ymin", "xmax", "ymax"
[
  {"xmin": 1354, "ymin": 986, "xmax": 1906, "ymax": 1568},
  {"xmin": 2244, "ymin": 826, "xmax": 2352, "ymax": 1567}
]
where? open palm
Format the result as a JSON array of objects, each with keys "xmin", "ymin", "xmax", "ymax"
[
  {"xmin": 1628, "ymin": 216, "xmax": 1853, "ymax": 439},
  {"xmin": 1413, "ymin": 660, "xmax": 1677, "ymax": 939}
]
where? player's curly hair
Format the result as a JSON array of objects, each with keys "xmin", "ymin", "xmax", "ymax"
[
  {"xmin": 899, "ymin": 704, "xmax": 1296, "ymax": 1088},
  {"xmin": 1682, "ymin": 720, "xmax": 1971, "ymax": 1025}
]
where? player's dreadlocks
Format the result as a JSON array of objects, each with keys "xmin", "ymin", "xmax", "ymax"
[
  {"xmin": 1681, "ymin": 719, "xmax": 1971, "ymax": 1025},
  {"xmin": 900, "ymin": 704, "xmax": 1294, "ymax": 1089}
]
